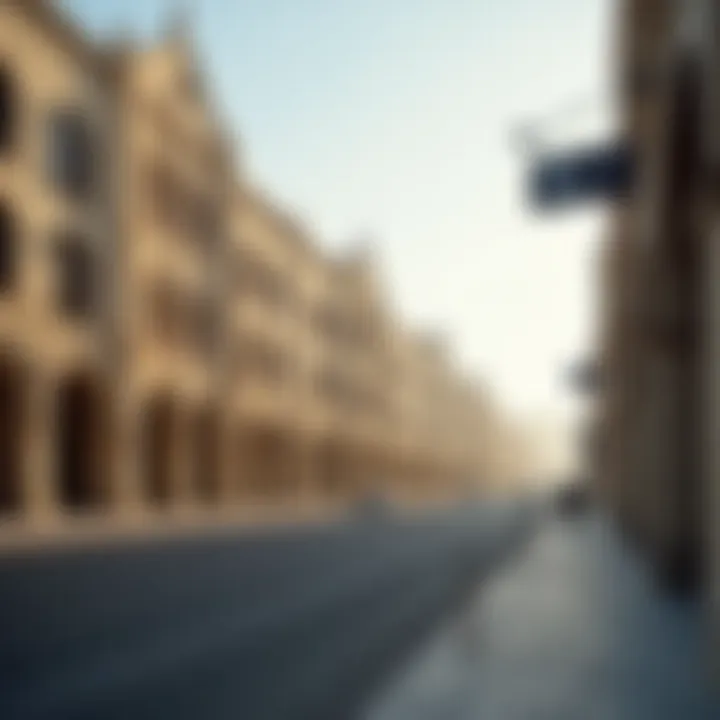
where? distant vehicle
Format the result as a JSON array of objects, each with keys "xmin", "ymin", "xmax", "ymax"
[{"xmin": 554, "ymin": 480, "xmax": 591, "ymax": 517}]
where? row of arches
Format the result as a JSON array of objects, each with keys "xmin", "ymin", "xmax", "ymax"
[
  {"xmin": 0, "ymin": 197, "xmax": 96, "ymax": 318},
  {"xmin": 0, "ymin": 359, "xmax": 106, "ymax": 514},
  {"xmin": 141, "ymin": 398, "xmax": 225, "ymax": 506},
  {"xmin": 0, "ymin": 356, "xmax": 390, "ymax": 519},
  {"xmin": 139, "ymin": 410, "xmax": 399, "ymax": 508}
]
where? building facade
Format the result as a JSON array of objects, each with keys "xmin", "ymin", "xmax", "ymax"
[
  {"xmin": 599, "ymin": 0, "xmax": 720, "ymax": 602},
  {"xmin": 0, "ymin": 0, "xmax": 522, "ymax": 529}
]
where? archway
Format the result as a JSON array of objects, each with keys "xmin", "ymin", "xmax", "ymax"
[
  {"xmin": 191, "ymin": 406, "xmax": 222, "ymax": 504},
  {"xmin": 141, "ymin": 395, "xmax": 177, "ymax": 507},
  {"xmin": 0, "ymin": 66, "xmax": 16, "ymax": 153},
  {"xmin": 56, "ymin": 374, "xmax": 107, "ymax": 511},
  {"xmin": 318, "ymin": 439, "xmax": 349, "ymax": 500},
  {"xmin": 0, "ymin": 200, "xmax": 17, "ymax": 292},
  {"xmin": 245, "ymin": 427, "xmax": 290, "ymax": 500},
  {"xmin": 0, "ymin": 354, "xmax": 26, "ymax": 514}
]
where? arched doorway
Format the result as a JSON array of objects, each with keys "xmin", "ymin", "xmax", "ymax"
[
  {"xmin": 0, "ymin": 66, "xmax": 16, "ymax": 154},
  {"xmin": 192, "ymin": 406, "xmax": 222, "ymax": 504},
  {"xmin": 246, "ymin": 427, "xmax": 288, "ymax": 500},
  {"xmin": 235, "ymin": 428, "xmax": 248, "ymax": 497},
  {"xmin": 53, "ymin": 233, "xmax": 94, "ymax": 319},
  {"xmin": 0, "ymin": 200, "xmax": 17, "ymax": 293},
  {"xmin": 141, "ymin": 395, "xmax": 177, "ymax": 507},
  {"xmin": 56, "ymin": 374, "xmax": 107, "ymax": 511},
  {"xmin": 0, "ymin": 354, "xmax": 26, "ymax": 515},
  {"xmin": 318, "ymin": 440, "xmax": 346, "ymax": 500}
]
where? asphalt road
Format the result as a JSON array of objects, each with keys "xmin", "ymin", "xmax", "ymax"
[{"xmin": 0, "ymin": 501, "xmax": 538, "ymax": 720}]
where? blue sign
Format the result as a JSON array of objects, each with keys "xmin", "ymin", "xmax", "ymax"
[{"xmin": 530, "ymin": 141, "xmax": 634, "ymax": 210}]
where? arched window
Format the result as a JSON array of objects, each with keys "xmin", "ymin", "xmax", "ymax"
[
  {"xmin": 54, "ymin": 233, "xmax": 94, "ymax": 318},
  {"xmin": 150, "ymin": 280, "xmax": 181, "ymax": 345},
  {"xmin": 149, "ymin": 163, "xmax": 173, "ymax": 224},
  {"xmin": 0, "ymin": 201, "xmax": 17, "ymax": 292},
  {"xmin": 148, "ymin": 162, "xmax": 189, "ymax": 234},
  {"xmin": 189, "ymin": 294, "xmax": 217, "ymax": 357},
  {"xmin": 46, "ymin": 109, "xmax": 95, "ymax": 200},
  {"xmin": 0, "ymin": 66, "xmax": 16, "ymax": 153},
  {"xmin": 141, "ymin": 395, "xmax": 176, "ymax": 506},
  {"xmin": 56, "ymin": 374, "xmax": 106, "ymax": 510}
]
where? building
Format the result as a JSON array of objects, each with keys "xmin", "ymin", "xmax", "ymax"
[
  {"xmin": 0, "ymin": 0, "xmax": 526, "ymax": 531},
  {"xmin": 0, "ymin": 0, "xmax": 120, "ymax": 522},
  {"xmin": 599, "ymin": 0, "xmax": 712, "ymax": 597}
]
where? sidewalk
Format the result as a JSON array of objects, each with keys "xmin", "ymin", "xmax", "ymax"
[
  {"xmin": 0, "ymin": 500, "xmax": 465, "ymax": 556},
  {"xmin": 363, "ymin": 512, "xmax": 720, "ymax": 720},
  {"xmin": 0, "ymin": 504, "xmax": 340, "ymax": 556}
]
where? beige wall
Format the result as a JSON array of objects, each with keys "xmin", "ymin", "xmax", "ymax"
[{"xmin": 0, "ymin": 1, "xmax": 529, "ymax": 530}]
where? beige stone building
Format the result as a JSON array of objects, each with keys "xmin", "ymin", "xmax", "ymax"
[
  {"xmin": 598, "ymin": 0, "xmax": 702, "ymax": 584},
  {"xmin": 598, "ymin": 0, "xmax": 720, "ymax": 635},
  {"xmin": 0, "ymin": 0, "xmax": 524, "ymax": 531}
]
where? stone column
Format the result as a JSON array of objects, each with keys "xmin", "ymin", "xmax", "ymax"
[
  {"xmin": 109, "ymin": 391, "xmax": 145, "ymax": 519},
  {"xmin": 170, "ymin": 401, "xmax": 194, "ymax": 511},
  {"xmin": 217, "ymin": 414, "xmax": 237, "ymax": 506},
  {"xmin": 290, "ymin": 433, "xmax": 317, "ymax": 510},
  {"xmin": 234, "ymin": 425, "xmax": 253, "ymax": 503},
  {"xmin": 24, "ymin": 366, "xmax": 59, "ymax": 526}
]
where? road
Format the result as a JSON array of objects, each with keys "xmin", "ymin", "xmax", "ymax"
[{"xmin": 0, "ymin": 500, "xmax": 537, "ymax": 720}]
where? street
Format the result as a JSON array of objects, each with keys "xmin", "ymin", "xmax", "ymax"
[{"xmin": 0, "ymin": 501, "xmax": 536, "ymax": 720}]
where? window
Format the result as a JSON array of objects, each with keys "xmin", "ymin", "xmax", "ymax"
[
  {"xmin": 0, "ymin": 202, "xmax": 16, "ymax": 292},
  {"xmin": 149, "ymin": 163, "xmax": 181, "ymax": 228},
  {"xmin": 151, "ymin": 281, "xmax": 180, "ymax": 344},
  {"xmin": 151, "ymin": 284, "xmax": 218, "ymax": 355},
  {"xmin": 153, "ymin": 106, "xmax": 178, "ymax": 149},
  {"xmin": 181, "ymin": 67, "xmax": 202, "ymax": 104},
  {"xmin": 237, "ymin": 338, "xmax": 286, "ymax": 383},
  {"xmin": 0, "ymin": 66, "xmax": 16, "ymax": 154},
  {"xmin": 149, "ymin": 164, "xmax": 220, "ymax": 249},
  {"xmin": 55, "ymin": 235, "xmax": 94, "ymax": 318},
  {"xmin": 314, "ymin": 304, "xmax": 368, "ymax": 347},
  {"xmin": 192, "ymin": 197, "xmax": 221, "ymax": 250},
  {"xmin": 190, "ymin": 294, "xmax": 217, "ymax": 357},
  {"xmin": 236, "ymin": 251, "xmax": 288, "ymax": 307},
  {"xmin": 46, "ymin": 110, "xmax": 94, "ymax": 201},
  {"xmin": 207, "ymin": 142, "xmax": 227, "ymax": 177},
  {"xmin": 315, "ymin": 365, "xmax": 364, "ymax": 410}
]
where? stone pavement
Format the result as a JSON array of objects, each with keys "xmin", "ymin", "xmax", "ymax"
[{"xmin": 363, "ymin": 512, "xmax": 720, "ymax": 720}]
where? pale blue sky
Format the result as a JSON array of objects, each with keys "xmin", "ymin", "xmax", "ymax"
[{"xmin": 62, "ymin": 0, "xmax": 614, "ymax": 437}]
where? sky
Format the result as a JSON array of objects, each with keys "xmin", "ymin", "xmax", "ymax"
[{"xmin": 62, "ymin": 0, "xmax": 615, "ymax": 450}]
